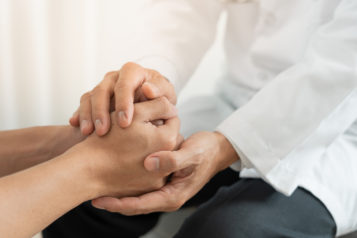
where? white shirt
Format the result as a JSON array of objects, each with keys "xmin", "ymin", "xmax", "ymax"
[{"xmin": 130, "ymin": 0, "xmax": 357, "ymax": 236}]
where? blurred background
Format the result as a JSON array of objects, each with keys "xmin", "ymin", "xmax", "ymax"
[
  {"xmin": 0, "ymin": 0, "xmax": 227, "ymax": 131},
  {"xmin": 2, "ymin": 1, "xmax": 357, "ymax": 238},
  {"xmin": 0, "ymin": 1, "xmax": 226, "ymax": 237}
]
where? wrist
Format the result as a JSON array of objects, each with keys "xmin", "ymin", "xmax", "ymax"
[
  {"xmin": 52, "ymin": 126, "xmax": 86, "ymax": 159},
  {"xmin": 213, "ymin": 132, "xmax": 240, "ymax": 172},
  {"xmin": 59, "ymin": 143, "xmax": 103, "ymax": 200}
]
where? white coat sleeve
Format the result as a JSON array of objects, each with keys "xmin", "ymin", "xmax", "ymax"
[
  {"xmin": 128, "ymin": 0, "xmax": 224, "ymax": 94},
  {"xmin": 216, "ymin": 0, "xmax": 357, "ymax": 196}
]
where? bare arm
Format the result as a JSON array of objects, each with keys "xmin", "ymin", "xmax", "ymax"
[
  {"xmin": 0, "ymin": 126, "xmax": 85, "ymax": 177},
  {"xmin": 0, "ymin": 150, "xmax": 95, "ymax": 238},
  {"xmin": 0, "ymin": 98, "xmax": 181, "ymax": 238}
]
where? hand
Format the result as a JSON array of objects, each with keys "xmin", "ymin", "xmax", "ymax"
[
  {"xmin": 69, "ymin": 62, "xmax": 177, "ymax": 136},
  {"xmin": 69, "ymin": 97, "xmax": 183, "ymax": 200},
  {"xmin": 91, "ymin": 131, "xmax": 239, "ymax": 214}
]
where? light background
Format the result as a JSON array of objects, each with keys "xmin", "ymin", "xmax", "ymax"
[
  {"xmin": 0, "ymin": 1, "xmax": 225, "ymax": 237},
  {"xmin": 2, "ymin": 2, "xmax": 357, "ymax": 238},
  {"xmin": 0, "ymin": 0, "xmax": 227, "ymax": 131}
]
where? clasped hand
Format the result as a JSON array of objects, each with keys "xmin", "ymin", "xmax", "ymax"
[
  {"xmin": 70, "ymin": 63, "xmax": 239, "ymax": 214},
  {"xmin": 69, "ymin": 96, "xmax": 182, "ymax": 200}
]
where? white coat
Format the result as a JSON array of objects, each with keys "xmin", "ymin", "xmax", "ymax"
[{"xmin": 130, "ymin": 0, "xmax": 357, "ymax": 236}]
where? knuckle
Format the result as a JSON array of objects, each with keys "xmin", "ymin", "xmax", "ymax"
[
  {"xmin": 165, "ymin": 135, "xmax": 177, "ymax": 150},
  {"xmin": 80, "ymin": 92, "xmax": 91, "ymax": 103},
  {"xmin": 168, "ymin": 154, "xmax": 180, "ymax": 169},
  {"xmin": 114, "ymin": 80, "xmax": 131, "ymax": 91},
  {"xmin": 149, "ymin": 69, "xmax": 160, "ymax": 76},
  {"xmin": 104, "ymin": 71, "xmax": 118, "ymax": 78},
  {"xmin": 121, "ymin": 62, "xmax": 138, "ymax": 70},
  {"xmin": 90, "ymin": 85, "xmax": 105, "ymax": 97},
  {"xmin": 104, "ymin": 71, "xmax": 119, "ymax": 78}
]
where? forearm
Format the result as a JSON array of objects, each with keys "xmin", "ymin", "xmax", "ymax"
[
  {"xmin": 0, "ymin": 149, "xmax": 98, "ymax": 238},
  {"xmin": 0, "ymin": 126, "xmax": 84, "ymax": 177}
]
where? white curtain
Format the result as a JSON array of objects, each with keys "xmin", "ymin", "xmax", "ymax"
[
  {"xmin": 0, "ymin": 0, "xmax": 147, "ymax": 130},
  {"xmin": 0, "ymin": 0, "xmax": 226, "ymax": 131}
]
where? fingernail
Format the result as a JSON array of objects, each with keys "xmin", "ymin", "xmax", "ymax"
[
  {"xmin": 172, "ymin": 105, "xmax": 178, "ymax": 114},
  {"xmin": 81, "ymin": 120, "xmax": 88, "ymax": 133},
  {"xmin": 146, "ymin": 157, "xmax": 159, "ymax": 172},
  {"xmin": 146, "ymin": 82, "xmax": 159, "ymax": 95},
  {"xmin": 118, "ymin": 111, "xmax": 127, "ymax": 124},
  {"xmin": 95, "ymin": 119, "xmax": 103, "ymax": 130},
  {"xmin": 92, "ymin": 204, "xmax": 105, "ymax": 210}
]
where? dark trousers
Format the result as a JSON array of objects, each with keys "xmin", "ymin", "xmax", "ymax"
[{"xmin": 43, "ymin": 169, "xmax": 336, "ymax": 238}]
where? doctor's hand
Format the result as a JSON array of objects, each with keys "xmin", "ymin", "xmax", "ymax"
[
  {"xmin": 91, "ymin": 132, "xmax": 239, "ymax": 214},
  {"xmin": 69, "ymin": 62, "xmax": 177, "ymax": 136}
]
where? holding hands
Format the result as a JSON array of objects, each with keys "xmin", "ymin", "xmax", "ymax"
[
  {"xmin": 69, "ymin": 62, "xmax": 177, "ymax": 135},
  {"xmin": 0, "ymin": 94, "xmax": 181, "ymax": 238},
  {"xmin": 75, "ymin": 97, "xmax": 182, "ymax": 200},
  {"xmin": 93, "ymin": 131, "xmax": 239, "ymax": 214},
  {"xmin": 71, "ymin": 62, "xmax": 239, "ymax": 215}
]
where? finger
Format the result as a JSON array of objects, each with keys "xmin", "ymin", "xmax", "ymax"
[
  {"xmin": 91, "ymin": 72, "xmax": 118, "ymax": 136},
  {"xmin": 174, "ymin": 134, "xmax": 184, "ymax": 151},
  {"xmin": 92, "ymin": 184, "xmax": 182, "ymax": 215},
  {"xmin": 159, "ymin": 116, "xmax": 180, "ymax": 134},
  {"xmin": 143, "ymin": 117, "xmax": 181, "ymax": 173},
  {"xmin": 69, "ymin": 109, "xmax": 80, "ymax": 127},
  {"xmin": 134, "ymin": 87, "xmax": 148, "ymax": 103},
  {"xmin": 134, "ymin": 97, "xmax": 178, "ymax": 122},
  {"xmin": 78, "ymin": 92, "xmax": 95, "ymax": 135},
  {"xmin": 142, "ymin": 77, "xmax": 177, "ymax": 104},
  {"xmin": 109, "ymin": 96, "xmax": 115, "ymax": 112},
  {"xmin": 144, "ymin": 145, "xmax": 199, "ymax": 173},
  {"xmin": 115, "ymin": 63, "xmax": 148, "ymax": 128}
]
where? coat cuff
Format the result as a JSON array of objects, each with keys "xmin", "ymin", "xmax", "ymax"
[
  {"xmin": 215, "ymin": 128, "xmax": 253, "ymax": 172},
  {"xmin": 216, "ymin": 115, "xmax": 300, "ymax": 196}
]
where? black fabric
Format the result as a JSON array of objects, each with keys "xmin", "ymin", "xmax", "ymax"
[
  {"xmin": 43, "ymin": 170, "xmax": 336, "ymax": 238},
  {"xmin": 42, "ymin": 168, "xmax": 238, "ymax": 238},
  {"xmin": 175, "ymin": 179, "xmax": 336, "ymax": 238}
]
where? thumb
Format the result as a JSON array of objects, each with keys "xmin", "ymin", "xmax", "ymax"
[{"xmin": 144, "ymin": 145, "xmax": 198, "ymax": 173}]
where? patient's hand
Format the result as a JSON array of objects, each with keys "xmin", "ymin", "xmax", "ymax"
[{"xmin": 69, "ymin": 97, "xmax": 182, "ymax": 200}]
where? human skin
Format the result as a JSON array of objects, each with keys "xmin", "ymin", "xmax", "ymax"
[
  {"xmin": 69, "ymin": 62, "xmax": 176, "ymax": 136},
  {"xmin": 0, "ymin": 97, "xmax": 181, "ymax": 238},
  {"xmin": 0, "ymin": 125, "xmax": 85, "ymax": 177},
  {"xmin": 92, "ymin": 131, "xmax": 239, "ymax": 214},
  {"xmin": 71, "ymin": 63, "xmax": 240, "ymax": 214}
]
